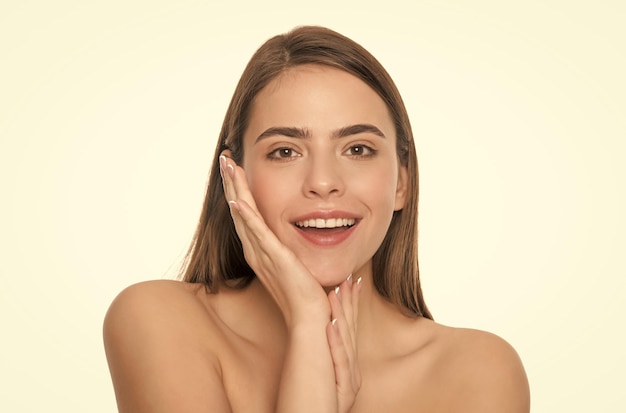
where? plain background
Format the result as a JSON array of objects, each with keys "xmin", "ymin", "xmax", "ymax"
[{"xmin": 1, "ymin": 0, "xmax": 624, "ymax": 411}]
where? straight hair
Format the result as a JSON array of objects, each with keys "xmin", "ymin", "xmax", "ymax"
[{"xmin": 182, "ymin": 26, "xmax": 431, "ymax": 319}]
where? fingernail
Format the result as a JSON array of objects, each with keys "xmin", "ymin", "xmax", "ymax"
[
  {"xmin": 334, "ymin": 286, "xmax": 340, "ymax": 295},
  {"xmin": 228, "ymin": 200, "xmax": 240, "ymax": 211},
  {"xmin": 219, "ymin": 156, "xmax": 226, "ymax": 177},
  {"xmin": 346, "ymin": 273, "xmax": 353, "ymax": 285},
  {"xmin": 227, "ymin": 163, "xmax": 234, "ymax": 178},
  {"xmin": 357, "ymin": 277, "xmax": 362, "ymax": 289},
  {"xmin": 331, "ymin": 318, "xmax": 338, "ymax": 328}
]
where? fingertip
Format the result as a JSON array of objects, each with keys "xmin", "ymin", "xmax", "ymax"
[
  {"xmin": 228, "ymin": 200, "xmax": 240, "ymax": 212},
  {"xmin": 233, "ymin": 199, "xmax": 251, "ymax": 216},
  {"xmin": 327, "ymin": 318, "xmax": 342, "ymax": 348},
  {"xmin": 219, "ymin": 155, "xmax": 232, "ymax": 178},
  {"xmin": 326, "ymin": 318, "xmax": 339, "ymax": 341}
]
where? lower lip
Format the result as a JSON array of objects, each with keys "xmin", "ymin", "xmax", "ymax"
[{"xmin": 294, "ymin": 223, "xmax": 358, "ymax": 247}]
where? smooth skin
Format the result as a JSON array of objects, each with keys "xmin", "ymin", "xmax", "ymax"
[{"xmin": 104, "ymin": 65, "xmax": 530, "ymax": 412}]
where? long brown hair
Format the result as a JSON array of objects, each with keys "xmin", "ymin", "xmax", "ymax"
[{"xmin": 182, "ymin": 26, "xmax": 431, "ymax": 319}]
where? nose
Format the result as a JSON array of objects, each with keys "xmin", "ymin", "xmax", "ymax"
[{"xmin": 301, "ymin": 155, "xmax": 344, "ymax": 200}]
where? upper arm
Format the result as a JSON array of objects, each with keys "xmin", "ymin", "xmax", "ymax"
[{"xmin": 103, "ymin": 281, "xmax": 232, "ymax": 413}]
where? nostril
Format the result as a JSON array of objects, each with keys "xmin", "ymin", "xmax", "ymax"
[{"xmin": 303, "ymin": 178, "xmax": 343, "ymax": 198}]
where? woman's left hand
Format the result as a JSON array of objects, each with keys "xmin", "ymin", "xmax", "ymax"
[{"xmin": 327, "ymin": 275, "xmax": 362, "ymax": 413}]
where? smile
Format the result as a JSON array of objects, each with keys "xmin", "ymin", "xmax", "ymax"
[
  {"xmin": 294, "ymin": 218, "xmax": 356, "ymax": 229},
  {"xmin": 292, "ymin": 215, "xmax": 360, "ymax": 247}
]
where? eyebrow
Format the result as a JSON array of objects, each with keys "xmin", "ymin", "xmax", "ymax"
[
  {"xmin": 255, "ymin": 123, "xmax": 386, "ymax": 143},
  {"xmin": 333, "ymin": 124, "xmax": 386, "ymax": 139}
]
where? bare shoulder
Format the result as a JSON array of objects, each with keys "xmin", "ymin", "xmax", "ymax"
[
  {"xmin": 104, "ymin": 279, "xmax": 211, "ymax": 324},
  {"xmin": 427, "ymin": 323, "xmax": 531, "ymax": 412},
  {"xmin": 103, "ymin": 280, "xmax": 232, "ymax": 413},
  {"xmin": 103, "ymin": 280, "xmax": 218, "ymax": 350}
]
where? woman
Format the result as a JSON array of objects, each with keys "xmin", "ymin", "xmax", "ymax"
[{"xmin": 104, "ymin": 26, "xmax": 530, "ymax": 412}]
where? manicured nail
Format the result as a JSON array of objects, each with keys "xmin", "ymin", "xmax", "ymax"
[
  {"xmin": 331, "ymin": 318, "xmax": 337, "ymax": 327},
  {"xmin": 228, "ymin": 200, "xmax": 240, "ymax": 211},
  {"xmin": 219, "ymin": 156, "xmax": 226, "ymax": 177},
  {"xmin": 227, "ymin": 163, "xmax": 234, "ymax": 178},
  {"xmin": 356, "ymin": 277, "xmax": 362, "ymax": 290},
  {"xmin": 334, "ymin": 286, "xmax": 340, "ymax": 295},
  {"xmin": 346, "ymin": 273, "xmax": 353, "ymax": 285}
]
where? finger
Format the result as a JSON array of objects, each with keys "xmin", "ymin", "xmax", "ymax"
[
  {"xmin": 233, "ymin": 199, "xmax": 282, "ymax": 252},
  {"xmin": 227, "ymin": 200, "xmax": 270, "ymax": 270},
  {"xmin": 335, "ymin": 276, "xmax": 359, "ymax": 356},
  {"xmin": 352, "ymin": 276, "xmax": 362, "ymax": 333},
  {"xmin": 218, "ymin": 157, "xmax": 266, "ymax": 259},
  {"xmin": 219, "ymin": 155, "xmax": 237, "ymax": 203},
  {"xmin": 233, "ymin": 199, "xmax": 301, "ymax": 286},
  {"xmin": 327, "ymin": 318, "xmax": 360, "ymax": 413},
  {"xmin": 328, "ymin": 287, "xmax": 356, "ymax": 368},
  {"xmin": 222, "ymin": 182, "xmax": 256, "ymax": 254},
  {"xmin": 220, "ymin": 157, "xmax": 286, "ymax": 274},
  {"xmin": 326, "ymin": 319, "xmax": 352, "ymax": 388},
  {"xmin": 339, "ymin": 276, "xmax": 355, "ymax": 346},
  {"xmin": 220, "ymin": 155, "xmax": 258, "ymax": 211},
  {"xmin": 226, "ymin": 201, "xmax": 257, "ymax": 259}
]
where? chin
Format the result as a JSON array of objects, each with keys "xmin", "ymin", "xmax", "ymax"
[
  {"xmin": 297, "ymin": 251, "xmax": 371, "ymax": 288},
  {"xmin": 306, "ymin": 259, "xmax": 370, "ymax": 289},
  {"xmin": 308, "ymin": 267, "xmax": 353, "ymax": 288}
]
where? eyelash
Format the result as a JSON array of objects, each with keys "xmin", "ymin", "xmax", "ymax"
[
  {"xmin": 266, "ymin": 144, "xmax": 377, "ymax": 161},
  {"xmin": 344, "ymin": 144, "xmax": 377, "ymax": 159},
  {"xmin": 267, "ymin": 147, "xmax": 301, "ymax": 161}
]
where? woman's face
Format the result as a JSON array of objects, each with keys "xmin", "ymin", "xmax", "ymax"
[{"xmin": 241, "ymin": 64, "xmax": 408, "ymax": 287}]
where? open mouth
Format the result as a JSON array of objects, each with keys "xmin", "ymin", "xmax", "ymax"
[
  {"xmin": 294, "ymin": 218, "xmax": 356, "ymax": 229},
  {"xmin": 293, "ymin": 217, "xmax": 359, "ymax": 246}
]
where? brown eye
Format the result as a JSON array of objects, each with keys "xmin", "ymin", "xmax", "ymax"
[
  {"xmin": 267, "ymin": 147, "xmax": 301, "ymax": 160},
  {"xmin": 345, "ymin": 144, "xmax": 376, "ymax": 158}
]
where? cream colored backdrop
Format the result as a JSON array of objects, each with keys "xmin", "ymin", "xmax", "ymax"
[{"xmin": 1, "ymin": 1, "xmax": 624, "ymax": 411}]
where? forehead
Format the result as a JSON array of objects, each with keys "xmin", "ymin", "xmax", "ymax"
[{"xmin": 244, "ymin": 64, "xmax": 395, "ymax": 140}]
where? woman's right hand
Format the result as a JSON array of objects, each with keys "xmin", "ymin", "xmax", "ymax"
[
  {"xmin": 219, "ymin": 154, "xmax": 330, "ymax": 326},
  {"xmin": 220, "ymin": 154, "xmax": 361, "ymax": 412}
]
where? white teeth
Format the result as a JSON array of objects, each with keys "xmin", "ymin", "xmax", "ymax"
[{"xmin": 295, "ymin": 218, "xmax": 356, "ymax": 228}]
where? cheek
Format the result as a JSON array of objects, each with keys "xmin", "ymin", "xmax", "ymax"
[
  {"xmin": 355, "ymin": 167, "xmax": 399, "ymax": 208},
  {"xmin": 246, "ymin": 168, "xmax": 291, "ymax": 226}
]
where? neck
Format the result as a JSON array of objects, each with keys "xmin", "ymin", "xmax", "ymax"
[
  {"xmin": 354, "ymin": 267, "xmax": 432, "ymax": 362},
  {"xmin": 242, "ymin": 266, "xmax": 425, "ymax": 359}
]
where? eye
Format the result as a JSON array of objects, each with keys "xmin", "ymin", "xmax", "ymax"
[
  {"xmin": 267, "ymin": 147, "xmax": 301, "ymax": 160},
  {"xmin": 344, "ymin": 144, "xmax": 376, "ymax": 158}
]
